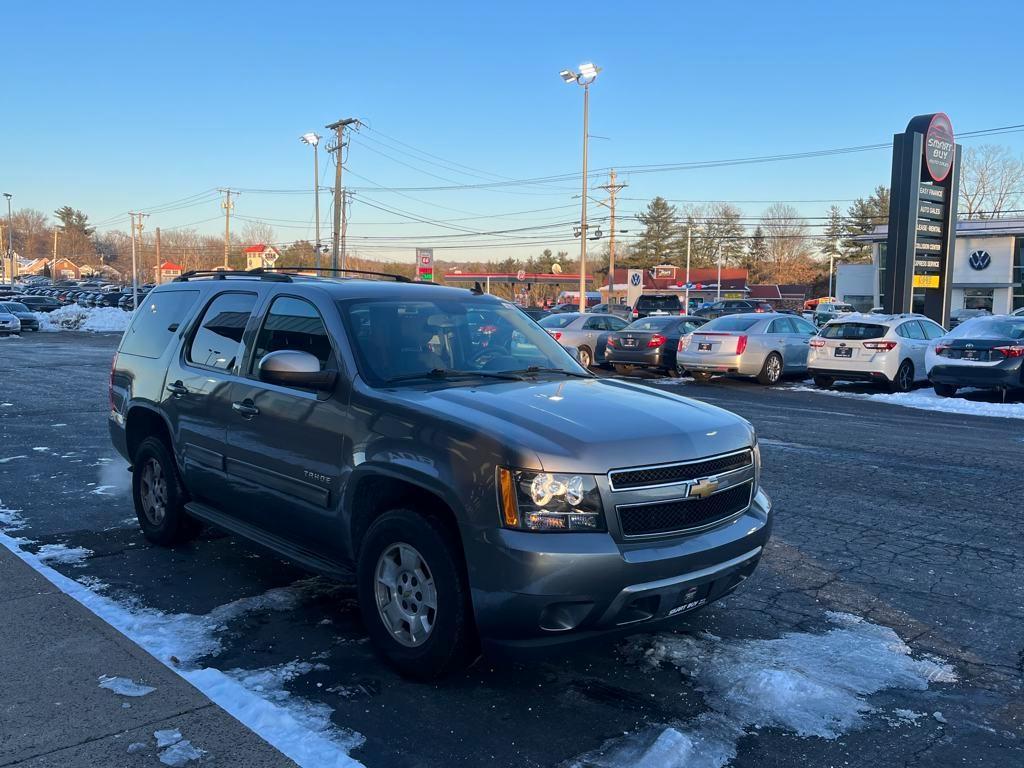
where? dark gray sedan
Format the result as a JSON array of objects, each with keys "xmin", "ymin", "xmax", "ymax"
[
  {"xmin": 605, "ymin": 315, "xmax": 707, "ymax": 376},
  {"xmin": 0, "ymin": 301, "xmax": 40, "ymax": 332}
]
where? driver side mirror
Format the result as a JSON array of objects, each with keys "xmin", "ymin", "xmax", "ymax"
[{"xmin": 257, "ymin": 350, "xmax": 337, "ymax": 391}]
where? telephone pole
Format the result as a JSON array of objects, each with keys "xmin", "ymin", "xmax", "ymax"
[
  {"xmin": 326, "ymin": 117, "xmax": 360, "ymax": 272},
  {"xmin": 51, "ymin": 230, "xmax": 60, "ymax": 279},
  {"xmin": 219, "ymin": 189, "xmax": 237, "ymax": 269},
  {"xmin": 597, "ymin": 169, "xmax": 627, "ymax": 305},
  {"xmin": 155, "ymin": 226, "xmax": 162, "ymax": 284},
  {"xmin": 128, "ymin": 212, "xmax": 148, "ymax": 306}
]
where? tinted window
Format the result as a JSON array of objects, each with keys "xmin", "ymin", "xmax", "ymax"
[
  {"xmin": 187, "ymin": 292, "xmax": 257, "ymax": 370},
  {"xmin": 1, "ymin": 302, "xmax": 29, "ymax": 313},
  {"xmin": 627, "ymin": 316, "xmax": 675, "ymax": 331},
  {"xmin": 120, "ymin": 289, "xmax": 200, "ymax": 359},
  {"xmin": 678, "ymin": 320, "xmax": 701, "ymax": 334},
  {"xmin": 607, "ymin": 317, "xmax": 628, "ymax": 330},
  {"xmin": 820, "ymin": 322, "xmax": 886, "ymax": 340},
  {"xmin": 946, "ymin": 317, "xmax": 1024, "ymax": 340},
  {"xmin": 582, "ymin": 317, "xmax": 606, "ymax": 330},
  {"xmin": 921, "ymin": 321, "xmax": 946, "ymax": 340},
  {"xmin": 701, "ymin": 316, "xmax": 760, "ymax": 332},
  {"xmin": 636, "ymin": 295, "xmax": 680, "ymax": 310},
  {"xmin": 768, "ymin": 318, "xmax": 795, "ymax": 333},
  {"xmin": 251, "ymin": 296, "xmax": 334, "ymax": 375},
  {"xmin": 793, "ymin": 318, "xmax": 817, "ymax": 334},
  {"xmin": 897, "ymin": 321, "xmax": 925, "ymax": 340},
  {"xmin": 538, "ymin": 313, "xmax": 577, "ymax": 329}
]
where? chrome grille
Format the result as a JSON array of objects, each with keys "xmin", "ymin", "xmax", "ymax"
[
  {"xmin": 617, "ymin": 481, "xmax": 752, "ymax": 537},
  {"xmin": 608, "ymin": 449, "xmax": 752, "ymax": 491}
]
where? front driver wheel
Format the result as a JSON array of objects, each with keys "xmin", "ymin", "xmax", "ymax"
[
  {"xmin": 757, "ymin": 353, "xmax": 784, "ymax": 385},
  {"xmin": 357, "ymin": 509, "xmax": 477, "ymax": 680}
]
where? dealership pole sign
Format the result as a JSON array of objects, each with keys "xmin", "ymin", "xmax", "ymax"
[
  {"xmin": 415, "ymin": 248, "xmax": 434, "ymax": 282},
  {"xmin": 883, "ymin": 113, "xmax": 961, "ymax": 325}
]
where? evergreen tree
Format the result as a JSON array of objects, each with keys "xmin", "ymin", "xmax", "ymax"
[
  {"xmin": 843, "ymin": 186, "xmax": 889, "ymax": 260},
  {"xmin": 630, "ymin": 197, "xmax": 681, "ymax": 266},
  {"xmin": 745, "ymin": 225, "xmax": 769, "ymax": 282},
  {"xmin": 53, "ymin": 206, "xmax": 94, "ymax": 235},
  {"xmin": 819, "ymin": 205, "xmax": 845, "ymax": 258}
]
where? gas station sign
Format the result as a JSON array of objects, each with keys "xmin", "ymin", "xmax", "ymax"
[{"xmin": 416, "ymin": 248, "xmax": 434, "ymax": 282}]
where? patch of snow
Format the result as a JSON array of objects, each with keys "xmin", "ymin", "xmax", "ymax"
[
  {"xmin": 0, "ymin": 455, "xmax": 28, "ymax": 464},
  {"xmin": 90, "ymin": 485, "xmax": 118, "ymax": 496},
  {"xmin": 98, "ymin": 675, "xmax": 156, "ymax": 697},
  {"xmin": 35, "ymin": 543, "xmax": 92, "ymax": 565},
  {"xmin": 0, "ymin": 504, "xmax": 27, "ymax": 531},
  {"xmin": 570, "ymin": 612, "xmax": 956, "ymax": 768},
  {"xmin": 0, "ymin": 525, "xmax": 365, "ymax": 768},
  {"xmin": 32, "ymin": 447, "xmax": 49, "ymax": 452},
  {"xmin": 155, "ymin": 729, "xmax": 183, "ymax": 747},
  {"xmin": 51, "ymin": 422, "xmax": 67, "ymax": 427},
  {"xmin": 127, "ymin": 741, "xmax": 149, "ymax": 753},
  {"xmin": 36, "ymin": 305, "xmax": 131, "ymax": 334},
  {"xmin": 933, "ymin": 711, "xmax": 947, "ymax": 724},
  {"xmin": 790, "ymin": 384, "xmax": 1024, "ymax": 420},
  {"xmin": 159, "ymin": 739, "xmax": 205, "ymax": 766}
]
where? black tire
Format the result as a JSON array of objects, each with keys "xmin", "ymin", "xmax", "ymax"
[
  {"xmin": 357, "ymin": 509, "xmax": 477, "ymax": 680},
  {"xmin": 612, "ymin": 364, "xmax": 635, "ymax": 375},
  {"xmin": 812, "ymin": 375, "xmax": 835, "ymax": 389},
  {"xmin": 664, "ymin": 366, "xmax": 681, "ymax": 378},
  {"xmin": 690, "ymin": 371, "xmax": 714, "ymax": 382},
  {"xmin": 889, "ymin": 360, "xmax": 914, "ymax": 393},
  {"xmin": 932, "ymin": 382, "xmax": 957, "ymax": 398},
  {"xmin": 577, "ymin": 345, "xmax": 593, "ymax": 368},
  {"xmin": 757, "ymin": 352, "xmax": 784, "ymax": 386},
  {"xmin": 131, "ymin": 436, "xmax": 199, "ymax": 546}
]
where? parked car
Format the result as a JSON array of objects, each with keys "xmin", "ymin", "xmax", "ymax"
[
  {"xmin": 108, "ymin": 271, "xmax": 772, "ymax": 679},
  {"xmin": 1012, "ymin": 307, "xmax": 1024, "ymax": 317},
  {"xmin": 927, "ymin": 315, "xmax": 1024, "ymax": 397},
  {"xmin": 589, "ymin": 302, "xmax": 633, "ymax": 320},
  {"xmin": 807, "ymin": 314, "xmax": 946, "ymax": 392},
  {"xmin": 678, "ymin": 313, "xmax": 818, "ymax": 385},
  {"xmin": 0, "ymin": 301, "xmax": 40, "ymax": 332},
  {"xmin": 606, "ymin": 315, "xmax": 707, "ymax": 376},
  {"xmin": 14, "ymin": 295, "xmax": 61, "ymax": 313},
  {"xmin": 631, "ymin": 293, "xmax": 683, "ymax": 320},
  {"xmin": 813, "ymin": 302, "xmax": 856, "ymax": 327},
  {"xmin": 519, "ymin": 306, "xmax": 549, "ymax": 322},
  {"xmin": 96, "ymin": 291, "xmax": 129, "ymax": 308},
  {"xmin": 948, "ymin": 307, "xmax": 991, "ymax": 329},
  {"xmin": 0, "ymin": 310, "xmax": 21, "ymax": 336},
  {"xmin": 693, "ymin": 299, "xmax": 774, "ymax": 320},
  {"xmin": 538, "ymin": 311, "xmax": 628, "ymax": 367}
]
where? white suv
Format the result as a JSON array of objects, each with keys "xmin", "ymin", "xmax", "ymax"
[{"xmin": 807, "ymin": 313, "xmax": 946, "ymax": 392}]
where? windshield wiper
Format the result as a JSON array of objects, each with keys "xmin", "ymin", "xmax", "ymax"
[
  {"xmin": 385, "ymin": 368, "xmax": 526, "ymax": 384},
  {"xmin": 507, "ymin": 366, "xmax": 593, "ymax": 378}
]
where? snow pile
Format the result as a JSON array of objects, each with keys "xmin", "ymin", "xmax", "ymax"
[
  {"xmin": 793, "ymin": 384, "xmax": 1024, "ymax": 420},
  {"xmin": 35, "ymin": 543, "xmax": 92, "ymax": 565},
  {"xmin": 570, "ymin": 613, "xmax": 956, "ymax": 768},
  {"xmin": 0, "ymin": 521, "xmax": 365, "ymax": 768},
  {"xmin": 98, "ymin": 675, "xmax": 156, "ymax": 697},
  {"xmin": 36, "ymin": 304, "xmax": 131, "ymax": 333}
]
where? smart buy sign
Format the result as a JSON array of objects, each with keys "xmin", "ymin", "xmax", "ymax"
[{"xmin": 923, "ymin": 113, "xmax": 955, "ymax": 183}]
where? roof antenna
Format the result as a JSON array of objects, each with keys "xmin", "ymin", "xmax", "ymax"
[{"xmin": 471, "ymin": 281, "xmax": 484, "ymax": 295}]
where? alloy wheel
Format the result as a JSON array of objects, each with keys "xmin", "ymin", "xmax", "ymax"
[
  {"xmin": 139, "ymin": 457, "xmax": 168, "ymax": 526},
  {"xmin": 766, "ymin": 354, "xmax": 782, "ymax": 383},
  {"xmin": 374, "ymin": 543, "xmax": 438, "ymax": 647}
]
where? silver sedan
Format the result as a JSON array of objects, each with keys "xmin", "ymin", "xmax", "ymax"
[
  {"xmin": 538, "ymin": 312, "xmax": 629, "ymax": 367},
  {"xmin": 677, "ymin": 313, "xmax": 818, "ymax": 385}
]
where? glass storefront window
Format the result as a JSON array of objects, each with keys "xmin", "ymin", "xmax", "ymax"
[{"xmin": 964, "ymin": 288, "xmax": 994, "ymax": 311}]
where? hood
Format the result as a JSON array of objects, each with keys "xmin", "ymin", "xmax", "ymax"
[{"xmin": 387, "ymin": 377, "xmax": 754, "ymax": 473}]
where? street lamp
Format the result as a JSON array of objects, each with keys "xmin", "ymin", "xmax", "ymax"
[
  {"xmin": 3, "ymin": 193, "xmax": 11, "ymax": 285},
  {"xmin": 560, "ymin": 62, "xmax": 601, "ymax": 312},
  {"xmin": 300, "ymin": 133, "xmax": 322, "ymax": 271}
]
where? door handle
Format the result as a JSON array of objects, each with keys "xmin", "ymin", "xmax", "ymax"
[
  {"xmin": 232, "ymin": 400, "xmax": 260, "ymax": 418},
  {"xmin": 166, "ymin": 381, "xmax": 188, "ymax": 397}
]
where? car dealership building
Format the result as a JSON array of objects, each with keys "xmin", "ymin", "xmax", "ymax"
[{"xmin": 840, "ymin": 218, "xmax": 1024, "ymax": 313}]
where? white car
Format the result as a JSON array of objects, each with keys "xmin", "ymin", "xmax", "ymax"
[
  {"xmin": 807, "ymin": 313, "xmax": 946, "ymax": 392},
  {"xmin": 0, "ymin": 311, "xmax": 21, "ymax": 336}
]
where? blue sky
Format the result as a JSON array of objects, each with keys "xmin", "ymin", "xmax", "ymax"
[{"xmin": 5, "ymin": 0, "xmax": 1023, "ymax": 262}]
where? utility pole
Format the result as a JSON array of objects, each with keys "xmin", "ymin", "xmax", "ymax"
[
  {"xmin": 3, "ymin": 193, "xmax": 12, "ymax": 285},
  {"xmin": 597, "ymin": 169, "xmax": 627, "ymax": 305},
  {"xmin": 326, "ymin": 117, "xmax": 360, "ymax": 272},
  {"xmin": 128, "ymin": 212, "xmax": 149, "ymax": 307},
  {"xmin": 684, "ymin": 226, "xmax": 692, "ymax": 312},
  {"xmin": 51, "ymin": 230, "xmax": 60, "ymax": 280},
  {"xmin": 219, "ymin": 189, "xmax": 236, "ymax": 269},
  {"xmin": 155, "ymin": 227, "xmax": 162, "ymax": 285},
  {"xmin": 716, "ymin": 242, "xmax": 723, "ymax": 301}
]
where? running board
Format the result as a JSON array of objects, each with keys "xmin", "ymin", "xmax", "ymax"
[{"xmin": 185, "ymin": 501, "xmax": 353, "ymax": 581}]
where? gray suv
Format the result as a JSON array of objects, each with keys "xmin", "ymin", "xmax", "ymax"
[{"xmin": 108, "ymin": 270, "xmax": 773, "ymax": 678}]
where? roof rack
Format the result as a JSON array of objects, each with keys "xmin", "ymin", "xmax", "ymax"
[
  {"xmin": 256, "ymin": 266, "xmax": 412, "ymax": 283},
  {"xmin": 172, "ymin": 269, "xmax": 293, "ymax": 283}
]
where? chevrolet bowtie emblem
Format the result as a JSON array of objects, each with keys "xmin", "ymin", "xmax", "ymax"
[{"xmin": 689, "ymin": 477, "xmax": 719, "ymax": 499}]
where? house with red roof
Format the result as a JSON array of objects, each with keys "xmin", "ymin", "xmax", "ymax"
[{"xmin": 244, "ymin": 244, "xmax": 280, "ymax": 271}]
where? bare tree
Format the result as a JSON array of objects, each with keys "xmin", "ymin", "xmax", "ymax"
[
  {"xmin": 240, "ymin": 219, "xmax": 276, "ymax": 246},
  {"xmin": 759, "ymin": 203, "xmax": 816, "ymax": 284},
  {"xmin": 959, "ymin": 144, "xmax": 1024, "ymax": 219}
]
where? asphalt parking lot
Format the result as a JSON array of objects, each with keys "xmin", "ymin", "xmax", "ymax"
[{"xmin": 1, "ymin": 331, "xmax": 1021, "ymax": 768}]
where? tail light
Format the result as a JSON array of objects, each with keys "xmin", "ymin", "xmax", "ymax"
[
  {"xmin": 678, "ymin": 335, "xmax": 691, "ymax": 352},
  {"xmin": 606, "ymin": 336, "xmax": 617, "ymax": 348},
  {"xmin": 934, "ymin": 344, "xmax": 950, "ymax": 356},
  {"xmin": 994, "ymin": 345, "xmax": 1024, "ymax": 358},
  {"xmin": 632, "ymin": 309, "xmax": 639, "ymax": 318},
  {"xmin": 736, "ymin": 335, "xmax": 748, "ymax": 355},
  {"xmin": 863, "ymin": 340, "xmax": 898, "ymax": 351},
  {"xmin": 548, "ymin": 331, "xmax": 562, "ymax": 341},
  {"xmin": 809, "ymin": 338, "xmax": 826, "ymax": 348},
  {"xmin": 647, "ymin": 334, "xmax": 667, "ymax": 348}
]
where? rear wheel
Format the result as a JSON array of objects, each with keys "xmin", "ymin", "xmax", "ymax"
[
  {"xmin": 932, "ymin": 382, "xmax": 957, "ymax": 398},
  {"xmin": 889, "ymin": 360, "xmax": 914, "ymax": 393},
  {"xmin": 690, "ymin": 371, "xmax": 714, "ymax": 382},
  {"xmin": 612, "ymin": 364, "xmax": 635, "ymax": 375},
  {"xmin": 131, "ymin": 436, "xmax": 199, "ymax": 546},
  {"xmin": 757, "ymin": 353, "xmax": 784, "ymax": 385},
  {"xmin": 664, "ymin": 366, "xmax": 681, "ymax": 378},
  {"xmin": 357, "ymin": 509, "xmax": 477, "ymax": 680},
  {"xmin": 812, "ymin": 375, "xmax": 835, "ymax": 389},
  {"xmin": 577, "ymin": 345, "xmax": 593, "ymax": 368}
]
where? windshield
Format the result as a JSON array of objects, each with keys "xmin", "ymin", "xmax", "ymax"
[
  {"xmin": 626, "ymin": 317, "xmax": 673, "ymax": 331},
  {"xmin": 945, "ymin": 317, "xmax": 1024, "ymax": 340},
  {"xmin": 339, "ymin": 297, "xmax": 587, "ymax": 385},
  {"xmin": 700, "ymin": 316, "xmax": 760, "ymax": 332},
  {"xmin": 1, "ymin": 302, "xmax": 29, "ymax": 313},
  {"xmin": 538, "ymin": 313, "xmax": 578, "ymax": 329},
  {"xmin": 821, "ymin": 322, "xmax": 886, "ymax": 340}
]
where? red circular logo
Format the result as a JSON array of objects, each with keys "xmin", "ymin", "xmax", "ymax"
[{"xmin": 924, "ymin": 113, "xmax": 955, "ymax": 183}]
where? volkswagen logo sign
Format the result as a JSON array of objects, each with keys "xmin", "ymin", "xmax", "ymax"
[
  {"xmin": 630, "ymin": 272, "xmax": 642, "ymax": 286},
  {"xmin": 968, "ymin": 250, "xmax": 991, "ymax": 271}
]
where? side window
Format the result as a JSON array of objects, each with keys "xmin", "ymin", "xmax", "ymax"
[
  {"xmin": 922, "ymin": 321, "xmax": 945, "ymax": 340},
  {"xmin": 897, "ymin": 321, "xmax": 925, "ymax": 340},
  {"xmin": 119, "ymin": 289, "xmax": 200, "ymax": 359},
  {"xmin": 582, "ymin": 317, "xmax": 605, "ymax": 330},
  {"xmin": 712, "ymin": 302, "xmax": 725, "ymax": 310},
  {"xmin": 769, "ymin": 318, "xmax": 794, "ymax": 333},
  {"xmin": 251, "ymin": 296, "xmax": 335, "ymax": 373},
  {"xmin": 607, "ymin": 317, "xmax": 628, "ymax": 331},
  {"xmin": 187, "ymin": 292, "xmax": 258, "ymax": 371}
]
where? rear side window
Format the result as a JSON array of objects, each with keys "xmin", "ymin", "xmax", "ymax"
[
  {"xmin": 250, "ymin": 296, "xmax": 335, "ymax": 373},
  {"xmin": 947, "ymin": 317, "xmax": 1024, "ymax": 340},
  {"xmin": 921, "ymin": 322, "xmax": 945, "ymax": 340},
  {"xmin": 820, "ymin": 323, "xmax": 886, "ymax": 340},
  {"xmin": 701, "ymin": 316, "xmax": 759, "ymax": 332},
  {"xmin": 628, "ymin": 317, "xmax": 674, "ymax": 331},
  {"xmin": 538, "ymin": 314, "xmax": 576, "ymax": 329},
  {"xmin": 119, "ymin": 289, "xmax": 200, "ymax": 359},
  {"xmin": 897, "ymin": 321, "xmax": 925, "ymax": 340},
  {"xmin": 187, "ymin": 292, "xmax": 258, "ymax": 371}
]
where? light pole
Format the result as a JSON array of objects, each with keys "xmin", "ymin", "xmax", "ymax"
[
  {"xmin": 561, "ymin": 62, "xmax": 600, "ymax": 312},
  {"xmin": 716, "ymin": 242, "xmax": 723, "ymax": 300},
  {"xmin": 828, "ymin": 238, "xmax": 838, "ymax": 299},
  {"xmin": 2, "ymin": 193, "xmax": 11, "ymax": 284},
  {"xmin": 301, "ymin": 133, "xmax": 322, "ymax": 271}
]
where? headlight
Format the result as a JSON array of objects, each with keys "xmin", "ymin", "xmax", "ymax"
[
  {"xmin": 497, "ymin": 468, "xmax": 605, "ymax": 532},
  {"xmin": 752, "ymin": 437, "xmax": 761, "ymax": 490}
]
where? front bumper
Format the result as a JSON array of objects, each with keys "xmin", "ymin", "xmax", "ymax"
[
  {"xmin": 929, "ymin": 361, "xmax": 1024, "ymax": 389},
  {"xmin": 470, "ymin": 487, "xmax": 772, "ymax": 655}
]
